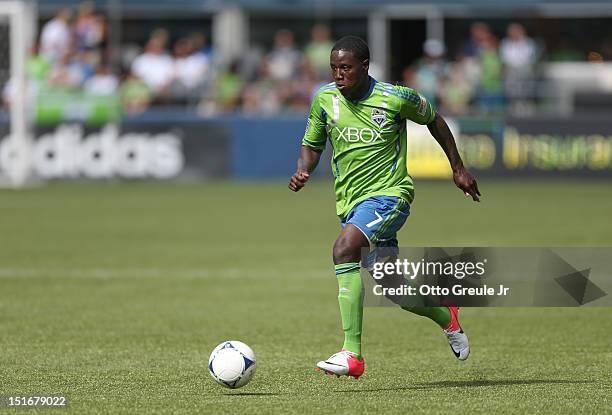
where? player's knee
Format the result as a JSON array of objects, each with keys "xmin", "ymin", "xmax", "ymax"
[{"xmin": 333, "ymin": 236, "xmax": 361, "ymax": 264}]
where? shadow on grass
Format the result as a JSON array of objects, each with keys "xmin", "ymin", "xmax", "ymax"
[{"xmin": 336, "ymin": 378, "xmax": 593, "ymax": 393}]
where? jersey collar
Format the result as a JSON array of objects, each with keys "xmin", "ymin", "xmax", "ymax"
[{"xmin": 350, "ymin": 76, "xmax": 376, "ymax": 105}]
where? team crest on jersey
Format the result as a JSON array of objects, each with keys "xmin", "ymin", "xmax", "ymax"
[{"xmin": 371, "ymin": 108, "xmax": 386, "ymax": 127}]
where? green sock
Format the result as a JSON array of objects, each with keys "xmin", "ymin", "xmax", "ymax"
[
  {"xmin": 335, "ymin": 262, "xmax": 363, "ymax": 359},
  {"xmin": 402, "ymin": 306, "xmax": 451, "ymax": 329}
]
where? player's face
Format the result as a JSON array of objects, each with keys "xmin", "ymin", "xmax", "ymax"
[{"xmin": 330, "ymin": 50, "xmax": 369, "ymax": 97}]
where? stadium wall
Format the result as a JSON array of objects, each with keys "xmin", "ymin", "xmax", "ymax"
[{"xmin": 0, "ymin": 115, "xmax": 611, "ymax": 180}]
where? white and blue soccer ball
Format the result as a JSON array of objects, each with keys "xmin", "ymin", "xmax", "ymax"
[{"xmin": 208, "ymin": 340, "xmax": 256, "ymax": 389}]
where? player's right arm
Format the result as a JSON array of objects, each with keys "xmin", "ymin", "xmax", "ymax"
[
  {"xmin": 289, "ymin": 91, "xmax": 327, "ymax": 192},
  {"xmin": 288, "ymin": 146, "xmax": 321, "ymax": 192}
]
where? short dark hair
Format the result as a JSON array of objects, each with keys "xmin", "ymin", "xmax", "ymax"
[{"xmin": 331, "ymin": 36, "xmax": 370, "ymax": 61}]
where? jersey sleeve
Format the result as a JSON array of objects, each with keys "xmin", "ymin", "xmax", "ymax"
[
  {"xmin": 301, "ymin": 92, "xmax": 327, "ymax": 152},
  {"xmin": 396, "ymin": 86, "xmax": 436, "ymax": 125}
]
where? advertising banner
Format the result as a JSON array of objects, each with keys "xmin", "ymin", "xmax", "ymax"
[
  {"xmin": 0, "ymin": 120, "xmax": 230, "ymax": 179},
  {"xmin": 501, "ymin": 117, "xmax": 612, "ymax": 176},
  {"xmin": 1, "ymin": 115, "xmax": 611, "ymax": 179},
  {"xmin": 407, "ymin": 116, "xmax": 612, "ymax": 177}
]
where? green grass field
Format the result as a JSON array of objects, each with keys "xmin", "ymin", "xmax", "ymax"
[{"xmin": 1, "ymin": 179, "xmax": 611, "ymax": 414}]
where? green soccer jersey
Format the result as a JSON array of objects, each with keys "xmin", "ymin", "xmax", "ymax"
[{"xmin": 302, "ymin": 77, "xmax": 436, "ymax": 217}]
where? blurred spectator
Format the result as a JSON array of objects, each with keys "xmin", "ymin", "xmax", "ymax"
[
  {"xmin": 587, "ymin": 51, "xmax": 604, "ymax": 63},
  {"xmin": 74, "ymin": 1, "xmax": 105, "ymax": 52},
  {"xmin": 47, "ymin": 52, "xmax": 92, "ymax": 90},
  {"xmin": 120, "ymin": 74, "xmax": 152, "ymax": 114},
  {"xmin": 239, "ymin": 45, "xmax": 265, "ymax": 83},
  {"xmin": 289, "ymin": 60, "xmax": 319, "ymax": 112},
  {"xmin": 150, "ymin": 28, "xmax": 170, "ymax": 46},
  {"xmin": 304, "ymin": 24, "xmax": 334, "ymax": 80},
  {"xmin": 40, "ymin": 8, "xmax": 73, "ymax": 62},
  {"xmin": 267, "ymin": 29, "xmax": 303, "ymax": 82},
  {"xmin": 453, "ymin": 51, "xmax": 482, "ymax": 95},
  {"xmin": 476, "ymin": 33, "xmax": 504, "ymax": 112},
  {"xmin": 500, "ymin": 23, "xmax": 537, "ymax": 114},
  {"xmin": 119, "ymin": 43, "xmax": 141, "ymax": 74},
  {"xmin": 30, "ymin": 13, "xmax": 605, "ymax": 118},
  {"xmin": 413, "ymin": 39, "xmax": 449, "ymax": 106},
  {"xmin": 84, "ymin": 64, "xmax": 118, "ymax": 96},
  {"xmin": 46, "ymin": 61, "xmax": 77, "ymax": 90},
  {"xmin": 462, "ymin": 22, "xmax": 491, "ymax": 58},
  {"xmin": 242, "ymin": 59, "xmax": 282, "ymax": 114},
  {"xmin": 214, "ymin": 60, "xmax": 245, "ymax": 113},
  {"xmin": 172, "ymin": 37, "xmax": 212, "ymax": 101},
  {"xmin": 74, "ymin": 51, "xmax": 96, "ymax": 80},
  {"xmin": 500, "ymin": 23, "xmax": 537, "ymax": 70},
  {"xmin": 26, "ymin": 44, "xmax": 52, "ymax": 83},
  {"xmin": 131, "ymin": 34, "xmax": 174, "ymax": 96},
  {"xmin": 439, "ymin": 59, "xmax": 473, "ymax": 115},
  {"xmin": 191, "ymin": 33, "xmax": 213, "ymax": 60}
]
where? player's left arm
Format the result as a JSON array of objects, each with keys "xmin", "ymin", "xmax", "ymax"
[
  {"xmin": 427, "ymin": 113, "xmax": 481, "ymax": 202},
  {"xmin": 397, "ymin": 85, "xmax": 481, "ymax": 201}
]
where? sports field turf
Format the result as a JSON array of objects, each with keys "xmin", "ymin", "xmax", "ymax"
[{"xmin": 1, "ymin": 179, "xmax": 611, "ymax": 414}]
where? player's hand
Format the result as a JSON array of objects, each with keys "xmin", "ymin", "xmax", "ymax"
[
  {"xmin": 453, "ymin": 165, "xmax": 481, "ymax": 202},
  {"xmin": 288, "ymin": 170, "xmax": 310, "ymax": 192}
]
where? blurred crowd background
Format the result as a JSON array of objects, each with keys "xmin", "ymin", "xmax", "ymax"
[
  {"xmin": 3, "ymin": 1, "xmax": 612, "ymax": 117},
  {"xmin": 0, "ymin": 0, "xmax": 610, "ymax": 182}
]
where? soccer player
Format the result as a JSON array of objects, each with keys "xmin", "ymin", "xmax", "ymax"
[{"xmin": 288, "ymin": 36, "xmax": 481, "ymax": 379}]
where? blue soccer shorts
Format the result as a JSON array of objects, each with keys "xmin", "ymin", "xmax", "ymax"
[{"xmin": 340, "ymin": 195, "xmax": 411, "ymax": 248}]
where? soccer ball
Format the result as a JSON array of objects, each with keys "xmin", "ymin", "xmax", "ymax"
[{"xmin": 208, "ymin": 340, "xmax": 256, "ymax": 389}]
